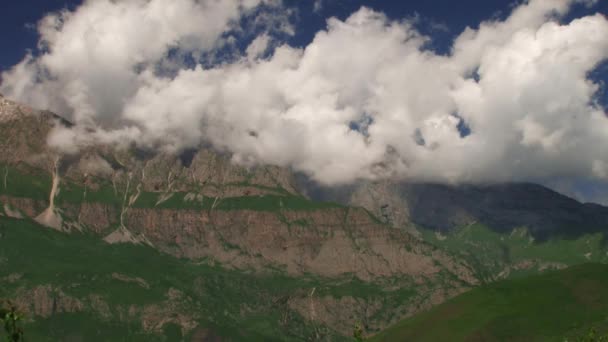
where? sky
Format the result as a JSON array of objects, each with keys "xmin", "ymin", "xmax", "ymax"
[
  {"xmin": 2, "ymin": 1, "xmax": 606, "ymax": 70},
  {"xmin": 0, "ymin": 0, "xmax": 607, "ymax": 204}
]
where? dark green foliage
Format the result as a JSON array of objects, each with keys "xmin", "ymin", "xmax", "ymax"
[
  {"xmin": 372, "ymin": 264, "xmax": 608, "ymax": 342},
  {"xmin": 0, "ymin": 163, "xmax": 51, "ymax": 201},
  {"xmin": 570, "ymin": 328, "xmax": 608, "ymax": 342},
  {"xmin": 162, "ymin": 323, "xmax": 182, "ymax": 341},
  {"xmin": 353, "ymin": 322, "xmax": 365, "ymax": 341},
  {"xmin": 57, "ymin": 179, "xmax": 121, "ymax": 205},
  {"xmin": 22, "ymin": 313, "xmax": 162, "ymax": 342},
  {"xmin": 0, "ymin": 302, "xmax": 23, "ymax": 342}
]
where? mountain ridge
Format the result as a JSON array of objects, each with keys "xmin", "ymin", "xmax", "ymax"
[
  {"xmin": 0, "ymin": 96, "xmax": 479, "ymax": 338},
  {"xmin": 304, "ymin": 179, "xmax": 608, "ymax": 241},
  {"xmin": 2, "ymin": 95, "xmax": 608, "ymax": 340}
]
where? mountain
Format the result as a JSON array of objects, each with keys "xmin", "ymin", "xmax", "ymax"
[
  {"xmin": 302, "ymin": 179, "xmax": 608, "ymax": 283},
  {"xmin": 2, "ymin": 95, "xmax": 608, "ymax": 340},
  {"xmin": 371, "ymin": 263, "xmax": 608, "ymax": 342},
  {"xmin": 304, "ymin": 179, "xmax": 608, "ymax": 240},
  {"xmin": 0, "ymin": 96, "xmax": 478, "ymax": 339}
]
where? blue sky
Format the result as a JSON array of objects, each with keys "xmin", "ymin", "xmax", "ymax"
[
  {"xmin": 2, "ymin": 1, "xmax": 606, "ymax": 68},
  {"xmin": 1, "ymin": 0, "xmax": 605, "ymax": 115},
  {"xmin": 1, "ymin": 0, "xmax": 608, "ymax": 203},
  {"xmin": 1, "ymin": 1, "xmax": 606, "ymax": 106}
]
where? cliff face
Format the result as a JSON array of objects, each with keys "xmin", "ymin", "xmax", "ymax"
[
  {"xmin": 0, "ymin": 96, "xmax": 298, "ymax": 197},
  {"xmin": 0, "ymin": 97, "xmax": 479, "ymax": 339},
  {"xmin": 0, "ymin": 170, "xmax": 475, "ymax": 284},
  {"xmin": 0, "ymin": 96, "xmax": 474, "ymax": 279},
  {"xmin": 123, "ymin": 207, "xmax": 477, "ymax": 282}
]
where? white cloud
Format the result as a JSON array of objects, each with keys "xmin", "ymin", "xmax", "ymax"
[
  {"xmin": 1, "ymin": 0, "xmax": 608, "ymax": 186},
  {"xmin": 1, "ymin": 0, "xmax": 267, "ymax": 124},
  {"xmin": 246, "ymin": 34, "xmax": 271, "ymax": 60},
  {"xmin": 593, "ymin": 160, "xmax": 608, "ymax": 179}
]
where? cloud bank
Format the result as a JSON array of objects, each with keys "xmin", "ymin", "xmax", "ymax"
[{"xmin": 1, "ymin": 0, "xmax": 608, "ymax": 185}]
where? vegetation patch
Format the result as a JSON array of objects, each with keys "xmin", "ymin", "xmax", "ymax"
[
  {"xmin": 372, "ymin": 263, "xmax": 608, "ymax": 342},
  {"xmin": 419, "ymin": 223, "xmax": 608, "ymax": 282}
]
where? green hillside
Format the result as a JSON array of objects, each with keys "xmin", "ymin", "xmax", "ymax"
[
  {"xmin": 3, "ymin": 161, "xmax": 608, "ymax": 341},
  {"xmin": 419, "ymin": 223, "xmax": 608, "ymax": 282},
  {"xmin": 1, "ymin": 214, "xmax": 452, "ymax": 341},
  {"xmin": 372, "ymin": 263, "xmax": 608, "ymax": 342},
  {"xmin": 0, "ymin": 162, "xmax": 344, "ymax": 212},
  {"xmin": 0, "ymin": 216, "xmax": 351, "ymax": 341}
]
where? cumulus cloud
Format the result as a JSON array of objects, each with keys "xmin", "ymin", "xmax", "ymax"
[
  {"xmin": 1, "ymin": 0, "xmax": 273, "ymax": 124},
  {"xmin": 1, "ymin": 0, "xmax": 608, "ymax": 185},
  {"xmin": 246, "ymin": 33, "xmax": 271, "ymax": 61}
]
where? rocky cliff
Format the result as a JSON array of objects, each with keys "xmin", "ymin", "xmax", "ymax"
[{"xmin": 0, "ymin": 96, "xmax": 479, "ymax": 339}]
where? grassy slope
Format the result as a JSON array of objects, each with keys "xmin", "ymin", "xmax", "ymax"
[
  {"xmin": 0, "ymin": 162, "xmax": 344, "ymax": 212},
  {"xmin": 0, "ymin": 216, "xmax": 340, "ymax": 341},
  {"xmin": 0, "ymin": 162, "xmax": 456, "ymax": 340},
  {"xmin": 419, "ymin": 223, "xmax": 608, "ymax": 282},
  {"xmin": 0, "ymin": 216, "xmax": 424, "ymax": 341},
  {"xmin": 372, "ymin": 263, "xmax": 608, "ymax": 342}
]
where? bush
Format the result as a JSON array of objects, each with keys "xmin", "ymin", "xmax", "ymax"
[{"xmin": 0, "ymin": 302, "xmax": 23, "ymax": 342}]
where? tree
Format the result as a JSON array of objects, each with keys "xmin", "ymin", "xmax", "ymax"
[
  {"xmin": 565, "ymin": 327, "xmax": 608, "ymax": 342},
  {"xmin": 353, "ymin": 322, "xmax": 365, "ymax": 341},
  {"xmin": 0, "ymin": 302, "xmax": 23, "ymax": 342}
]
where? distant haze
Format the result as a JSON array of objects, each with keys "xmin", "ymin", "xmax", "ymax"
[{"xmin": 1, "ymin": 0, "xmax": 608, "ymax": 187}]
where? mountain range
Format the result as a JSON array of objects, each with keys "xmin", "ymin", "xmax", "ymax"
[{"xmin": 1, "ymin": 94, "xmax": 608, "ymax": 340}]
